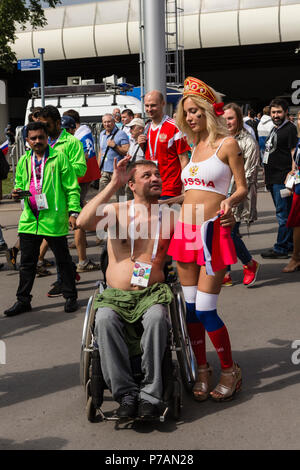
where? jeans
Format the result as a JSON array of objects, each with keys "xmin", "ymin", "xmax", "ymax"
[
  {"xmin": 231, "ymin": 222, "xmax": 252, "ymax": 266},
  {"xmin": 268, "ymin": 184, "xmax": 293, "ymax": 254},
  {"xmin": 17, "ymin": 233, "xmax": 77, "ymax": 303}
]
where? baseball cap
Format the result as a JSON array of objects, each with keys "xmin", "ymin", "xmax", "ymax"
[
  {"xmin": 127, "ymin": 118, "xmax": 145, "ymax": 128},
  {"xmin": 61, "ymin": 115, "xmax": 76, "ymax": 130}
]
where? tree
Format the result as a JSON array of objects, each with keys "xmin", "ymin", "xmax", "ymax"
[{"xmin": 0, "ymin": 0, "xmax": 61, "ymax": 72}]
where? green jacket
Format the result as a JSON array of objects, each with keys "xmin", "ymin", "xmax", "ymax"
[
  {"xmin": 52, "ymin": 128, "xmax": 87, "ymax": 178},
  {"xmin": 15, "ymin": 146, "xmax": 81, "ymax": 237}
]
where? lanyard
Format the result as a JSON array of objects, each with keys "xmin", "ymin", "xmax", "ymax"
[
  {"xmin": 148, "ymin": 115, "xmax": 168, "ymax": 160},
  {"xmin": 32, "ymin": 153, "xmax": 46, "ymax": 193},
  {"xmin": 267, "ymin": 119, "xmax": 289, "ymax": 145},
  {"xmin": 129, "ymin": 201, "xmax": 162, "ymax": 262}
]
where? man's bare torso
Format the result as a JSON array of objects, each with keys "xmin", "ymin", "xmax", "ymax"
[{"xmin": 104, "ymin": 202, "xmax": 174, "ymax": 290}]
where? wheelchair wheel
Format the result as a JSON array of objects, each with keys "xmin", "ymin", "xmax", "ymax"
[
  {"xmin": 169, "ymin": 281, "xmax": 197, "ymax": 391},
  {"xmin": 80, "ymin": 291, "xmax": 98, "ymax": 387}
]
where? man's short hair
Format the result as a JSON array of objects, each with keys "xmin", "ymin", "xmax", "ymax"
[
  {"xmin": 263, "ymin": 106, "xmax": 270, "ymax": 115},
  {"xmin": 63, "ymin": 109, "xmax": 80, "ymax": 124},
  {"xmin": 26, "ymin": 121, "xmax": 48, "ymax": 137},
  {"xmin": 102, "ymin": 113, "xmax": 114, "ymax": 121},
  {"xmin": 40, "ymin": 105, "xmax": 61, "ymax": 122},
  {"xmin": 127, "ymin": 159, "xmax": 158, "ymax": 182},
  {"xmin": 121, "ymin": 109, "xmax": 134, "ymax": 118},
  {"xmin": 269, "ymin": 98, "xmax": 289, "ymax": 112}
]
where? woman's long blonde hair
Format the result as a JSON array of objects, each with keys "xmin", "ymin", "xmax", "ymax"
[{"xmin": 175, "ymin": 89, "xmax": 229, "ymax": 147}]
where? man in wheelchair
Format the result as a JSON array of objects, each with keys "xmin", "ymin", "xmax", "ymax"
[{"xmin": 77, "ymin": 157, "xmax": 177, "ymax": 419}]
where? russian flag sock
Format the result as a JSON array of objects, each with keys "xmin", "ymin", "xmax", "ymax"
[{"xmin": 196, "ymin": 291, "xmax": 233, "ymax": 369}]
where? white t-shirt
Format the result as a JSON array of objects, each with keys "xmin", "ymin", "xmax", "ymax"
[{"xmin": 128, "ymin": 140, "xmax": 145, "ymax": 161}]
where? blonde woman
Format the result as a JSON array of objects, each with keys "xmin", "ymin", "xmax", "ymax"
[{"xmin": 167, "ymin": 77, "xmax": 247, "ymax": 401}]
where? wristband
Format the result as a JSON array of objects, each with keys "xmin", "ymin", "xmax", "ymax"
[{"xmin": 69, "ymin": 212, "xmax": 79, "ymax": 218}]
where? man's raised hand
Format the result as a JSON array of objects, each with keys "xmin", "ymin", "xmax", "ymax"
[{"xmin": 111, "ymin": 156, "xmax": 136, "ymax": 188}]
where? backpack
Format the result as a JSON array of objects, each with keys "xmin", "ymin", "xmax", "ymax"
[{"xmin": 0, "ymin": 149, "xmax": 9, "ymax": 180}]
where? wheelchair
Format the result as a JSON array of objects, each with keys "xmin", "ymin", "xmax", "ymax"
[{"xmin": 80, "ymin": 255, "xmax": 197, "ymax": 423}]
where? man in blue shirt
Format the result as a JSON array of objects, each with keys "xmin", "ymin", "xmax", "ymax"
[{"xmin": 98, "ymin": 113, "xmax": 129, "ymax": 200}]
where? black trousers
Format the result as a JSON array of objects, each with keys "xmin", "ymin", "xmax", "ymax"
[{"xmin": 17, "ymin": 233, "xmax": 77, "ymax": 303}]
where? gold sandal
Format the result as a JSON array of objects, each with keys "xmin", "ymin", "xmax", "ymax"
[
  {"xmin": 192, "ymin": 363, "xmax": 213, "ymax": 402},
  {"xmin": 282, "ymin": 257, "xmax": 300, "ymax": 273},
  {"xmin": 210, "ymin": 363, "xmax": 242, "ymax": 402}
]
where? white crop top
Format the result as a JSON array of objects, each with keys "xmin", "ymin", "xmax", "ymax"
[{"xmin": 181, "ymin": 138, "xmax": 232, "ymax": 196}]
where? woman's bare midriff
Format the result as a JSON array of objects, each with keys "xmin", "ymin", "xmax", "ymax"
[{"xmin": 180, "ymin": 189, "xmax": 226, "ymax": 225}]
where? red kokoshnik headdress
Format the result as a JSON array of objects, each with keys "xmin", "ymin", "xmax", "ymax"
[{"xmin": 183, "ymin": 76, "xmax": 224, "ymax": 116}]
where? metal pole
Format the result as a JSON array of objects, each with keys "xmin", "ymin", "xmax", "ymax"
[
  {"xmin": 143, "ymin": 0, "xmax": 166, "ymax": 101},
  {"xmin": 38, "ymin": 48, "xmax": 45, "ymax": 107},
  {"xmin": 139, "ymin": 0, "xmax": 145, "ymax": 119}
]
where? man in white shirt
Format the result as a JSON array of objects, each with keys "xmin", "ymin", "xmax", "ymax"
[{"xmin": 127, "ymin": 118, "xmax": 146, "ymax": 162}]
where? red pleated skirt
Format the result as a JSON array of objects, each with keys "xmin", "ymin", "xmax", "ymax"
[{"xmin": 167, "ymin": 218, "xmax": 237, "ymax": 272}]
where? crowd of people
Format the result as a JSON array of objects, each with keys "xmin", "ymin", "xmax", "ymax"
[{"xmin": 0, "ymin": 76, "xmax": 299, "ymax": 419}]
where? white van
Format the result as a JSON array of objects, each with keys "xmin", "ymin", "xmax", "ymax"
[{"xmin": 25, "ymin": 90, "xmax": 142, "ymax": 125}]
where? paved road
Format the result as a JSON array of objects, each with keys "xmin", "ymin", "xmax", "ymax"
[{"xmin": 0, "ymin": 190, "xmax": 299, "ymax": 450}]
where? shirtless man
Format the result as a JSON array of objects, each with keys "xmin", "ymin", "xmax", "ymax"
[
  {"xmin": 77, "ymin": 157, "xmax": 235, "ymax": 418},
  {"xmin": 77, "ymin": 157, "xmax": 174, "ymax": 419}
]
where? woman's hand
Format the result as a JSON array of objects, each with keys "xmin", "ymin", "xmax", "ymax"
[
  {"xmin": 218, "ymin": 198, "xmax": 232, "ymax": 217},
  {"xmin": 218, "ymin": 200, "xmax": 235, "ymax": 227}
]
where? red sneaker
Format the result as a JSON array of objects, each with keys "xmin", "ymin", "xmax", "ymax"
[
  {"xmin": 222, "ymin": 273, "xmax": 233, "ymax": 287},
  {"xmin": 243, "ymin": 260, "xmax": 260, "ymax": 287}
]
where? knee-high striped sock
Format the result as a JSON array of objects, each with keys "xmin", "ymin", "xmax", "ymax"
[
  {"xmin": 182, "ymin": 286, "xmax": 207, "ymax": 366},
  {"xmin": 195, "ymin": 291, "xmax": 233, "ymax": 369}
]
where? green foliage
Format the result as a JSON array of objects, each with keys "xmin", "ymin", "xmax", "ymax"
[{"xmin": 0, "ymin": 0, "xmax": 61, "ymax": 72}]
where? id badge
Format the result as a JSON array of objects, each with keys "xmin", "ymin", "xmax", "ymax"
[
  {"xmin": 263, "ymin": 151, "xmax": 269, "ymax": 164},
  {"xmin": 35, "ymin": 193, "xmax": 48, "ymax": 211},
  {"xmin": 131, "ymin": 261, "xmax": 152, "ymax": 287},
  {"xmin": 294, "ymin": 170, "xmax": 300, "ymax": 184}
]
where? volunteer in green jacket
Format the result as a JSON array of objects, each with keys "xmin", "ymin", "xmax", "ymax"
[
  {"xmin": 38, "ymin": 105, "xmax": 98, "ymax": 298},
  {"xmin": 4, "ymin": 122, "xmax": 81, "ymax": 317}
]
